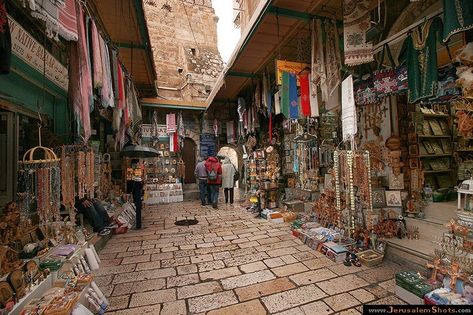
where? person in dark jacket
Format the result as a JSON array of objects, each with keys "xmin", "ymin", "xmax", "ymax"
[{"xmin": 204, "ymin": 156, "xmax": 222, "ymax": 209}]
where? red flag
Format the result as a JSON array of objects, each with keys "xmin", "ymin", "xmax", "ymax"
[
  {"xmin": 173, "ymin": 132, "xmax": 180, "ymax": 152},
  {"xmin": 299, "ymin": 73, "xmax": 311, "ymax": 117}
]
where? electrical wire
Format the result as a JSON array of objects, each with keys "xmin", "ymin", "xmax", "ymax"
[{"xmin": 180, "ymin": 0, "xmax": 199, "ymax": 48}]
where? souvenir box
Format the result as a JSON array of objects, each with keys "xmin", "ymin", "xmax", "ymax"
[{"xmin": 324, "ymin": 243, "xmax": 348, "ymax": 263}]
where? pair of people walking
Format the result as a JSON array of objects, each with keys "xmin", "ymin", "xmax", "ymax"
[{"xmin": 195, "ymin": 156, "xmax": 237, "ymax": 209}]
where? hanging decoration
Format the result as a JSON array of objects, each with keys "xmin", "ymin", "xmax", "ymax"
[
  {"xmin": 299, "ymin": 72, "xmax": 311, "ymax": 117},
  {"xmin": 166, "ymin": 113, "xmax": 176, "ymax": 133},
  {"xmin": 281, "ymin": 71, "xmax": 290, "ymax": 118},
  {"xmin": 288, "ymin": 73, "xmax": 299, "ymax": 119},
  {"xmin": 442, "ymin": 0, "xmax": 473, "ymax": 43},
  {"xmin": 343, "ymin": 0, "xmax": 376, "ymax": 66}
]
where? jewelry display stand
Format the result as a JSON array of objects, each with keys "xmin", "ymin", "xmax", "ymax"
[{"xmin": 333, "ymin": 150, "xmax": 374, "ymax": 239}]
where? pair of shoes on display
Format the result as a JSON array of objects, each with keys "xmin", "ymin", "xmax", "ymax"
[
  {"xmin": 343, "ymin": 252, "xmax": 362, "ymax": 267},
  {"xmin": 106, "ymin": 223, "xmax": 118, "ymax": 229},
  {"xmin": 98, "ymin": 229, "xmax": 111, "ymax": 236}
]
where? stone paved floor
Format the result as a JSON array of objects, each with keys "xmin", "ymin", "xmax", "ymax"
[{"xmin": 95, "ymin": 201, "xmax": 406, "ymax": 315}]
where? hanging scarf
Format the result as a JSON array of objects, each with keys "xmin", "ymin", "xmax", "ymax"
[
  {"xmin": 309, "ymin": 19, "xmax": 321, "ymax": 117},
  {"xmin": 117, "ymin": 61, "xmax": 125, "ymax": 109},
  {"xmin": 76, "ymin": 4, "xmax": 91, "ymax": 141},
  {"xmin": 299, "ymin": 73, "xmax": 311, "ymax": 117},
  {"xmin": 274, "ymin": 90, "xmax": 281, "ymax": 115},
  {"xmin": 343, "ymin": 0, "xmax": 376, "ymax": 66},
  {"xmin": 262, "ymin": 73, "xmax": 269, "ymax": 116},
  {"xmin": 99, "ymin": 36, "xmax": 114, "ymax": 107},
  {"xmin": 309, "ymin": 80, "xmax": 319, "ymax": 117},
  {"xmin": 443, "ymin": 0, "xmax": 473, "ymax": 43},
  {"xmin": 91, "ymin": 20, "xmax": 103, "ymax": 89},
  {"xmin": 58, "ymin": 0, "xmax": 77, "ymax": 41},
  {"xmin": 288, "ymin": 73, "xmax": 299, "ymax": 119},
  {"xmin": 166, "ymin": 113, "xmax": 176, "ymax": 133},
  {"xmin": 31, "ymin": 0, "xmax": 59, "ymax": 39},
  {"xmin": 127, "ymin": 79, "xmax": 141, "ymax": 131},
  {"xmin": 173, "ymin": 132, "xmax": 179, "ymax": 152},
  {"xmin": 341, "ymin": 75, "xmax": 357, "ymax": 140},
  {"xmin": 0, "ymin": 0, "xmax": 11, "ymax": 74},
  {"xmin": 111, "ymin": 50, "xmax": 118, "ymax": 101},
  {"xmin": 322, "ymin": 19, "xmax": 342, "ymax": 100},
  {"xmin": 281, "ymin": 71, "xmax": 290, "ymax": 118}
]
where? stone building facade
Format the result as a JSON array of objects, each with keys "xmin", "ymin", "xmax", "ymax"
[
  {"xmin": 234, "ymin": 0, "xmax": 262, "ymax": 32},
  {"xmin": 143, "ymin": 0, "xmax": 224, "ymax": 102}
]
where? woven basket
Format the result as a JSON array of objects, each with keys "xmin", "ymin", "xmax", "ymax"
[{"xmin": 357, "ymin": 249, "xmax": 384, "ymax": 267}]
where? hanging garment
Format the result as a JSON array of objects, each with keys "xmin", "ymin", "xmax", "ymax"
[
  {"xmin": 288, "ymin": 73, "xmax": 299, "ymax": 119},
  {"xmin": 91, "ymin": 20, "xmax": 103, "ymax": 89},
  {"xmin": 281, "ymin": 71, "xmax": 290, "ymax": 118},
  {"xmin": 262, "ymin": 72, "xmax": 269, "ymax": 116},
  {"xmin": 57, "ymin": 0, "xmax": 77, "ymax": 41},
  {"xmin": 127, "ymin": 79, "xmax": 142, "ymax": 131},
  {"xmin": 343, "ymin": 0, "xmax": 376, "ymax": 66},
  {"xmin": 299, "ymin": 73, "xmax": 311, "ymax": 117},
  {"xmin": 111, "ymin": 50, "xmax": 118, "ymax": 101},
  {"xmin": 76, "ymin": 3, "xmax": 92, "ymax": 141},
  {"xmin": 117, "ymin": 61, "xmax": 125, "ymax": 109},
  {"xmin": 173, "ymin": 132, "xmax": 179, "ymax": 152},
  {"xmin": 443, "ymin": 0, "xmax": 473, "ymax": 43},
  {"xmin": 400, "ymin": 17, "xmax": 443, "ymax": 103},
  {"xmin": 0, "ymin": 0, "xmax": 11, "ymax": 74},
  {"xmin": 226, "ymin": 121, "xmax": 235, "ymax": 144}
]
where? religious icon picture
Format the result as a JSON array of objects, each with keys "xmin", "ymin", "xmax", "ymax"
[
  {"xmin": 385, "ymin": 190, "xmax": 402, "ymax": 207},
  {"xmin": 408, "ymin": 133, "xmax": 417, "ymax": 144},
  {"xmin": 389, "ymin": 172, "xmax": 404, "ymax": 190},
  {"xmin": 165, "ymin": 159, "xmax": 170, "ymax": 165},
  {"xmin": 408, "ymin": 145, "xmax": 419, "ymax": 156},
  {"xmin": 409, "ymin": 158, "xmax": 420, "ymax": 169},
  {"xmin": 372, "ymin": 188, "xmax": 386, "ymax": 208},
  {"xmin": 376, "ymin": 240, "xmax": 387, "ymax": 254},
  {"xmin": 159, "ymin": 143, "xmax": 165, "ymax": 150}
]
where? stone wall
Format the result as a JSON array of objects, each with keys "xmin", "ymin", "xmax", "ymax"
[
  {"xmin": 144, "ymin": 0, "xmax": 223, "ymax": 102},
  {"xmin": 236, "ymin": 0, "xmax": 263, "ymax": 32}
]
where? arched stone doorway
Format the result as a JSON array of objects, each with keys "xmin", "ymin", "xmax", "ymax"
[
  {"xmin": 182, "ymin": 138, "xmax": 197, "ymax": 184},
  {"xmin": 218, "ymin": 145, "xmax": 241, "ymax": 188}
]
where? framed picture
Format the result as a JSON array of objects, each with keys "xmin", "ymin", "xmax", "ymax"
[
  {"xmin": 408, "ymin": 133, "xmax": 417, "ymax": 144},
  {"xmin": 385, "ymin": 190, "xmax": 402, "ymax": 207},
  {"xmin": 372, "ymin": 188, "xmax": 386, "ymax": 208},
  {"xmin": 409, "ymin": 158, "xmax": 420, "ymax": 169},
  {"xmin": 165, "ymin": 159, "xmax": 170, "ymax": 165},
  {"xmin": 164, "ymin": 151, "xmax": 170, "ymax": 157},
  {"xmin": 429, "ymin": 120, "xmax": 444, "ymax": 136},
  {"xmin": 376, "ymin": 240, "xmax": 387, "ymax": 254},
  {"xmin": 422, "ymin": 141, "xmax": 435, "ymax": 154},
  {"xmin": 159, "ymin": 143, "xmax": 165, "ymax": 150},
  {"xmin": 408, "ymin": 145, "xmax": 419, "ymax": 156},
  {"xmin": 389, "ymin": 173, "xmax": 404, "ymax": 190}
]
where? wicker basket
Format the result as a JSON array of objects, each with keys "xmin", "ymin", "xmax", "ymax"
[{"xmin": 357, "ymin": 249, "xmax": 384, "ymax": 267}]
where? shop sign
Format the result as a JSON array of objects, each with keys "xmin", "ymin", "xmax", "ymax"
[
  {"xmin": 140, "ymin": 124, "xmax": 168, "ymax": 138},
  {"xmin": 7, "ymin": 15, "xmax": 69, "ymax": 91},
  {"xmin": 275, "ymin": 60, "xmax": 309, "ymax": 86},
  {"xmin": 200, "ymin": 134, "xmax": 216, "ymax": 157}
]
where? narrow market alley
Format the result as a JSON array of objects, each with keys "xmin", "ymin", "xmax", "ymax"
[{"xmin": 95, "ymin": 200, "xmax": 405, "ymax": 315}]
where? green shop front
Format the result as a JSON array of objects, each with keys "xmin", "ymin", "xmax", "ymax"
[{"xmin": 0, "ymin": 14, "xmax": 70, "ymax": 206}]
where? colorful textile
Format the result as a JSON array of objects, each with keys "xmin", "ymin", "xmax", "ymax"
[
  {"xmin": 400, "ymin": 17, "xmax": 443, "ymax": 103},
  {"xmin": 75, "ymin": 3, "xmax": 92, "ymax": 141},
  {"xmin": 166, "ymin": 114, "xmax": 176, "ymax": 133},
  {"xmin": 31, "ymin": 0, "xmax": 59, "ymax": 39},
  {"xmin": 58, "ymin": 0, "xmax": 77, "ymax": 41},
  {"xmin": 126, "ymin": 79, "xmax": 141, "ymax": 130},
  {"xmin": 318, "ymin": 19, "xmax": 342, "ymax": 104},
  {"xmin": 281, "ymin": 71, "xmax": 290, "ymax": 118},
  {"xmin": 117, "ymin": 61, "xmax": 125, "ymax": 109},
  {"xmin": 343, "ymin": 0, "xmax": 376, "ymax": 66},
  {"xmin": 289, "ymin": 73, "xmax": 298, "ymax": 119},
  {"xmin": 0, "ymin": 0, "xmax": 11, "ymax": 74},
  {"xmin": 309, "ymin": 81, "xmax": 319, "ymax": 117},
  {"xmin": 309, "ymin": 19, "xmax": 321, "ymax": 117},
  {"xmin": 299, "ymin": 73, "xmax": 311, "ymax": 117},
  {"xmin": 443, "ymin": 0, "xmax": 473, "ymax": 43},
  {"xmin": 91, "ymin": 20, "xmax": 103, "ymax": 89},
  {"xmin": 354, "ymin": 78, "xmax": 376, "ymax": 105}
]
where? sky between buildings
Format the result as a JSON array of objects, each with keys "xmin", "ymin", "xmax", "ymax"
[{"xmin": 212, "ymin": 0, "xmax": 241, "ymax": 63}]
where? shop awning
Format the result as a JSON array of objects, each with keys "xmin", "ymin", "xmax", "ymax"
[
  {"xmin": 141, "ymin": 98, "xmax": 207, "ymax": 111},
  {"xmin": 205, "ymin": 0, "xmax": 342, "ymax": 107},
  {"xmin": 91, "ymin": 0, "xmax": 157, "ymax": 97}
]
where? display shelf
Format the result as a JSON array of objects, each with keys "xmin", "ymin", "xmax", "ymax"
[
  {"xmin": 419, "ymin": 154, "xmax": 452, "ymax": 158},
  {"xmin": 421, "ymin": 113, "xmax": 450, "ymax": 118},
  {"xmin": 418, "ymin": 135, "xmax": 451, "ymax": 138},
  {"xmin": 424, "ymin": 169, "xmax": 453, "ymax": 174},
  {"xmin": 457, "ymin": 149, "xmax": 473, "ymax": 152}
]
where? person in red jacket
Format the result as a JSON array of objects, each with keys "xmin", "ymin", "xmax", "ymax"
[{"xmin": 205, "ymin": 156, "xmax": 222, "ymax": 209}]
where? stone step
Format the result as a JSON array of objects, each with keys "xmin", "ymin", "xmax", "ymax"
[
  {"xmin": 385, "ymin": 238, "xmax": 433, "ymax": 273},
  {"xmin": 184, "ymin": 190, "xmax": 200, "ymax": 201},
  {"xmin": 404, "ymin": 217, "xmax": 447, "ymax": 243},
  {"xmin": 183, "ymin": 183, "xmax": 199, "ymax": 191}
]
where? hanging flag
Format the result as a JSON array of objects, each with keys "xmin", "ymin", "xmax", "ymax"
[
  {"xmin": 289, "ymin": 73, "xmax": 299, "ymax": 119},
  {"xmin": 274, "ymin": 90, "xmax": 281, "ymax": 115},
  {"xmin": 299, "ymin": 73, "xmax": 311, "ymax": 117},
  {"xmin": 173, "ymin": 132, "xmax": 180, "ymax": 152},
  {"xmin": 281, "ymin": 71, "xmax": 290, "ymax": 117},
  {"xmin": 166, "ymin": 114, "xmax": 176, "ymax": 132},
  {"xmin": 309, "ymin": 78, "xmax": 320, "ymax": 117}
]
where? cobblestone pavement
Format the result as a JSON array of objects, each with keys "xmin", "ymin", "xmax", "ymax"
[{"xmin": 95, "ymin": 201, "xmax": 406, "ymax": 314}]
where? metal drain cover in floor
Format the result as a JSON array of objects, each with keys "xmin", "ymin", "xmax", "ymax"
[{"xmin": 175, "ymin": 219, "xmax": 199, "ymax": 226}]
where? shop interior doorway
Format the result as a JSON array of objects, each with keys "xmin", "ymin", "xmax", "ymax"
[
  {"xmin": 218, "ymin": 146, "xmax": 239, "ymax": 188},
  {"xmin": 182, "ymin": 137, "xmax": 196, "ymax": 184}
]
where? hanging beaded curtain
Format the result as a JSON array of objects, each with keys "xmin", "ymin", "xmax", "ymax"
[{"xmin": 18, "ymin": 146, "xmax": 61, "ymax": 223}]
